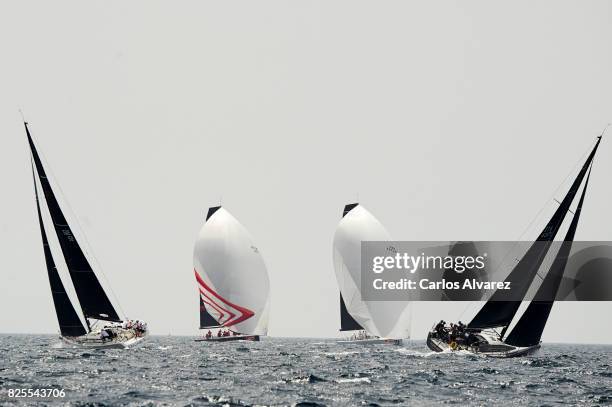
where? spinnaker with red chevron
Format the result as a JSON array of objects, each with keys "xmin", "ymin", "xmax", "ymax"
[{"xmin": 193, "ymin": 206, "xmax": 270, "ymax": 342}]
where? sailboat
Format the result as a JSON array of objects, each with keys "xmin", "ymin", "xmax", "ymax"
[
  {"xmin": 427, "ymin": 135, "xmax": 602, "ymax": 357},
  {"xmin": 334, "ymin": 203, "xmax": 411, "ymax": 345},
  {"xmin": 25, "ymin": 122, "xmax": 147, "ymax": 349},
  {"xmin": 193, "ymin": 206, "xmax": 270, "ymax": 342}
]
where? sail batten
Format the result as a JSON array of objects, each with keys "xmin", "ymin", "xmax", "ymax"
[
  {"xmin": 25, "ymin": 122, "xmax": 121, "ymax": 323},
  {"xmin": 468, "ymin": 138, "xmax": 601, "ymax": 331}
]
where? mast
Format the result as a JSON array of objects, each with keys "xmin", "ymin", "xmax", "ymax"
[
  {"xmin": 468, "ymin": 137, "xmax": 602, "ymax": 333},
  {"xmin": 504, "ymin": 167, "xmax": 592, "ymax": 346},
  {"xmin": 32, "ymin": 164, "xmax": 88, "ymax": 336},
  {"xmin": 25, "ymin": 122, "xmax": 121, "ymax": 323}
]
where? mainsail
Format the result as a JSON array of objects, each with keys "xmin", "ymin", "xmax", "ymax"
[
  {"xmin": 32, "ymin": 168, "xmax": 87, "ymax": 337},
  {"xmin": 504, "ymin": 169, "xmax": 592, "ymax": 347},
  {"xmin": 340, "ymin": 293, "xmax": 364, "ymax": 331},
  {"xmin": 193, "ymin": 206, "xmax": 270, "ymax": 335},
  {"xmin": 468, "ymin": 137, "xmax": 602, "ymax": 334},
  {"xmin": 333, "ymin": 203, "xmax": 411, "ymax": 339},
  {"xmin": 26, "ymin": 122, "xmax": 121, "ymax": 326},
  {"xmin": 199, "ymin": 296, "xmax": 222, "ymax": 329}
]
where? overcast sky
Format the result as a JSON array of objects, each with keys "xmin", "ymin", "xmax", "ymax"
[{"xmin": 1, "ymin": 1, "xmax": 611, "ymax": 343}]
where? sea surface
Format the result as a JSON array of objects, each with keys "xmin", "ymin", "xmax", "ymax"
[{"xmin": 0, "ymin": 335, "xmax": 610, "ymax": 406}]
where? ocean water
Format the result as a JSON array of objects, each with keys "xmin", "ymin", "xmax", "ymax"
[{"xmin": 0, "ymin": 335, "xmax": 610, "ymax": 406}]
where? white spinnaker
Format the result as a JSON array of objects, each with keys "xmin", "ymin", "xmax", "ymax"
[
  {"xmin": 194, "ymin": 207, "xmax": 270, "ymax": 336},
  {"xmin": 333, "ymin": 205, "xmax": 411, "ymax": 339}
]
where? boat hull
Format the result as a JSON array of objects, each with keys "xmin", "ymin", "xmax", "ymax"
[
  {"xmin": 61, "ymin": 331, "xmax": 148, "ymax": 349},
  {"xmin": 195, "ymin": 334, "xmax": 260, "ymax": 342},
  {"xmin": 337, "ymin": 338, "xmax": 403, "ymax": 346},
  {"xmin": 426, "ymin": 331, "xmax": 540, "ymax": 358}
]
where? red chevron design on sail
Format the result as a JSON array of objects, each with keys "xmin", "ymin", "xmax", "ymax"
[{"xmin": 194, "ymin": 269, "xmax": 255, "ymax": 327}]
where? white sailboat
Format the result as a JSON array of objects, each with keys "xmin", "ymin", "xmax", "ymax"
[
  {"xmin": 193, "ymin": 206, "xmax": 270, "ymax": 342},
  {"xmin": 333, "ymin": 203, "xmax": 411, "ymax": 345},
  {"xmin": 25, "ymin": 122, "xmax": 147, "ymax": 349}
]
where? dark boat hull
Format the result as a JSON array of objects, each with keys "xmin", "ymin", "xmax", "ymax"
[
  {"xmin": 426, "ymin": 331, "xmax": 540, "ymax": 358},
  {"xmin": 195, "ymin": 335, "xmax": 260, "ymax": 342}
]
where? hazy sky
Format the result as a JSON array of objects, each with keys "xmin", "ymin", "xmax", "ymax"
[{"xmin": 1, "ymin": 1, "xmax": 611, "ymax": 343}]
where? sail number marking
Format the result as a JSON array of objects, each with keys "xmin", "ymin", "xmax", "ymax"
[{"xmin": 61, "ymin": 229, "xmax": 75, "ymax": 242}]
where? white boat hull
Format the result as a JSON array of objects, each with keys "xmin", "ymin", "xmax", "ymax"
[{"xmin": 61, "ymin": 329, "xmax": 148, "ymax": 349}]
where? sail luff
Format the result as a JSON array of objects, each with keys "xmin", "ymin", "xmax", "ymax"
[
  {"xmin": 32, "ymin": 164, "xmax": 88, "ymax": 336},
  {"xmin": 25, "ymin": 122, "xmax": 121, "ymax": 323},
  {"xmin": 468, "ymin": 137, "xmax": 601, "ymax": 330},
  {"xmin": 504, "ymin": 167, "xmax": 592, "ymax": 346}
]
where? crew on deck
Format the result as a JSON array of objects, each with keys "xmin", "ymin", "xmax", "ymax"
[{"xmin": 432, "ymin": 320, "xmax": 478, "ymax": 349}]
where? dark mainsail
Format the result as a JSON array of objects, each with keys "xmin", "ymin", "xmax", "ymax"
[
  {"xmin": 33, "ymin": 168, "xmax": 87, "ymax": 337},
  {"xmin": 26, "ymin": 122, "xmax": 121, "ymax": 323},
  {"xmin": 199, "ymin": 296, "xmax": 221, "ymax": 329},
  {"xmin": 340, "ymin": 293, "xmax": 364, "ymax": 331},
  {"xmin": 468, "ymin": 137, "xmax": 601, "ymax": 332},
  {"xmin": 504, "ymin": 169, "xmax": 592, "ymax": 347}
]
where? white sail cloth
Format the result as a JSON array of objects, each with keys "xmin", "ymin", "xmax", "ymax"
[
  {"xmin": 333, "ymin": 205, "xmax": 411, "ymax": 339},
  {"xmin": 193, "ymin": 207, "xmax": 270, "ymax": 336}
]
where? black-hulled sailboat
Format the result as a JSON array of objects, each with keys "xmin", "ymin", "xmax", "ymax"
[
  {"xmin": 427, "ymin": 135, "xmax": 602, "ymax": 357},
  {"xmin": 25, "ymin": 122, "xmax": 147, "ymax": 349}
]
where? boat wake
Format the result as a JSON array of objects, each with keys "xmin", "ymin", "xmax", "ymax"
[
  {"xmin": 395, "ymin": 348, "xmax": 477, "ymax": 358},
  {"xmin": 336, "ymin": 377, "xmax": 371, "ymax": 384},
  {"xmin": 323, "ymin": 351, "xmax": 360, "ymax": 357}
]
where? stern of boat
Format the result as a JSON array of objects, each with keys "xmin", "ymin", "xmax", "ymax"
[{"xmin": 426, "ymin": 331, "xmax": 445, "ymax": 352}]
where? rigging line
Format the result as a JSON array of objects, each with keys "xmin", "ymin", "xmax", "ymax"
[
  {"xmin": 27, "ymin": 124, "xmax": 127, "ymax": 320},
  {"xmin": 513, "ymin": 137, "xmax": 595, "ymax": 242},
  {"xmin": 455, "ymin": 136, "xmax": 598, "ymax": 322},
  {"xmin": 600, "ymin": 123, "xmax": 610, "ymax": 138}
]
